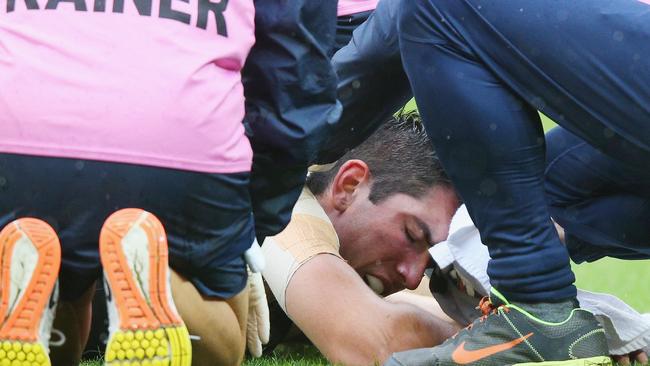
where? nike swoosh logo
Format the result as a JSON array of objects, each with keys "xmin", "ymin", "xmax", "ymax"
[{"xmin": 451, "ymin": 332, "xmax": 533, "ymax": 364}]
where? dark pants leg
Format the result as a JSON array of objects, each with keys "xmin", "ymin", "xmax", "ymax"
[
  {"xmin": 545, "ymin": 127, "xmax": 650, "ymax": 263},
  {"xmin": 319, "ymin": 1, "xmax": 410, "ymax": 164},
  {"xmin": 399, "ymin": 0, "xmax": 650, "ymax": 302},
  {"xmin": 398, "ymin": 0, "xmax": 576, "ymax": 302}
]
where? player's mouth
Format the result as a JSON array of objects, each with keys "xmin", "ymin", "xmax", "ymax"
[{"xmin": 364, "ymin": 274, "xmax": 385, "ymax": 295}]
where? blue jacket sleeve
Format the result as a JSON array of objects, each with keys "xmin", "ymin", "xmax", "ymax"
[
  {"xmin": 242, "ymin": 0, "xmax": 341, "ymax": 241},
  {"xmin": 317, "ymin": 0, "xmax": 413, "ymax": 164}
]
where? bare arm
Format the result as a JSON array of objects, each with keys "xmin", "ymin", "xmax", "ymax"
[
  {"xmin": 385, "ymin": 290, "xmax": 456, "ymax": 325},
  {"xmin": 285, "ymin": 254, "xmax": 458, "ymax": 366}
]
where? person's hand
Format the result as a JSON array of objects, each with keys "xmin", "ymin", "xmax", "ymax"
[
  {"xmin": 612, "ymin": 350, "xmax": 649, "ymax": 365},
  {"xmin": 246, "ymin": 269, "xmax": 270, "ymax": 357}
]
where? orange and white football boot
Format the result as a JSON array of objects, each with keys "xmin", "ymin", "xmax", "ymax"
[
  {"xmin": 100, "ymin": 209, "xmax": 191, "ymax": 366},
  {"xmin": 0, "ymin": 218, "xmax": 61, "ymax": 366}
]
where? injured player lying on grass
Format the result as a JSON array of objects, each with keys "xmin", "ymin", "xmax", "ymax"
[{"xmin": 256, "ymin": 112, "xmax": 650, "ymax": 366}]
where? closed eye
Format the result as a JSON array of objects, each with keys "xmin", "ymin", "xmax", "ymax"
[{"xmin": 404, "ymin": 227, "xmax": 416, "ymax": 244}]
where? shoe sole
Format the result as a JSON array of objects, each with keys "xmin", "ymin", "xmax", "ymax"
[
  {"xmin": 0, "ymin": 218, "xmax": 60, "ymax": 366},
  {"xmin": 514, "ymin": 356, "xmax": 613, "ymax": 365},
  {"xmin": 387, "ymin": 355, "xmax": 612, "ymax": 366},
  {"xmin": 100, "ymin": 209, "xmax": 191, "ymax": 366}
]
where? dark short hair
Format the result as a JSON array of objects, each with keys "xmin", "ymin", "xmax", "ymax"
[{"xmin": 307, "ymin": 111, "xmax": 453, "ymax": 203}]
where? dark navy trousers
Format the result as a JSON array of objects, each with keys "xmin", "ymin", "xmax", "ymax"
[
  {"xmin": 546, "ymin": 127, "xmax": 650, "ymax": 264},
  {"xmin": 398, "ymin": 0, "xmax": 650, "ymax": 302},
  {"xmin": 310, "ymin": 0, "xmax": 650, "ymax": 301}
]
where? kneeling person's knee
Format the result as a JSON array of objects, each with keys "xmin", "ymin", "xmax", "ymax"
[{"xmin": 171, "ymin": 270, "xmax": 248, "ymax": 366}]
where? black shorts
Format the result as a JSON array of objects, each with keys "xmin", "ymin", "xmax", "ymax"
[{"xmin": 0, "ymin": 153, "xmax": 254, "ymax": 301}]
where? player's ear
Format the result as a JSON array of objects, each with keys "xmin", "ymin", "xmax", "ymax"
[{"xmin": 330, "ymin": 159, "xmax": 370, "ymax": 211}]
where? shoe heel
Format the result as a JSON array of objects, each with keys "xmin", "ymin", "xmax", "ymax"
[
  {"xmin": 0, "ymin": 218, "xmax": 60, "ymax": 366},
  {"xmin": 100, "ymin": 209, "xmax": 191, "ymax": 366}
]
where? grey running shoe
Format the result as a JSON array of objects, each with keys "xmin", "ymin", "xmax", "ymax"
[{"xmin": 385, "ymin": 288, "xmax": 612, "ymax": 366}]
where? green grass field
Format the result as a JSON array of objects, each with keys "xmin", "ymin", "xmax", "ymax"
[{"xmin": 82, "ymin": 107, "xmax": 650, "ymax": 365}]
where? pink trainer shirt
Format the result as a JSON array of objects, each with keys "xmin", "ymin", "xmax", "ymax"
[
  {"xmin": 0, "ymin": 0, "xmax": 255, "ymax": 173},
  {"xmin": 337, "ymin": 0, "xmax": 379, "ymax": 16}
]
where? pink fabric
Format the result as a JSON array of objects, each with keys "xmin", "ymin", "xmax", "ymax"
[
  {"xmin": 337, "ymin": 0, "xmax": 378, "ymax": 16},
  {"xmin": 0, "ymin": 1, "xmax": 255, "ymax": 173}
]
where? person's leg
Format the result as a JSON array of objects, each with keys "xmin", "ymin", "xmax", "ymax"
[
  {"xmin": 0, "ymin": 153, "xmax": 107, "ymax": 365},
  {"xmin": 400, "ymin": 0, "xmax": 650, "ymax": 302},
  {"xmin": 387, "ymin": 1, "xmax": 611, "ymax": 365},
  {"xmin": 320, "ymin": 0, "xmax": 411, "ymax": 165},
  {"xmin": 171, "ymin": 270, "xmax": 248, "ymax": 366},
  {"xmin": 82, "ymin": 286, "xmax": 110, "ymax": 359},
  {"xmin": 418, "ymin": 0, "xmax": 650, "ymax": 170},
  {"xmin": 399, "ymin": 0, "xmax": 575, "ymax": 304},
  {"xmin": 50, "ymin": 281, "xmax": 96, "ymax": 366},
  {"xmin": 144, "ymin": 167, "xmax": 253, "ymax": 365},
  {"xmin": 544, "ymin": 127, "xmax": 650, "ymax": 263},
  {"xmin": 0, "ymin": 152, "xmax": 253, "ymax": 365}
]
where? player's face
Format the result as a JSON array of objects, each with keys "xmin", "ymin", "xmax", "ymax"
[{"xmin": 336, "ymin": 184, "xmax": 459, "ymax": 296}]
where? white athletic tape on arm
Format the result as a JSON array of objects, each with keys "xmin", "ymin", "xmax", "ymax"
[{"xmin": 262, "ymin": 189, "xmax": 341, "ymax": 312}]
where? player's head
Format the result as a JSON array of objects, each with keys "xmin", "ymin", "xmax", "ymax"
[{"xmin": 308, "ymin": 111, "xmax": 460, "ymax": 296}]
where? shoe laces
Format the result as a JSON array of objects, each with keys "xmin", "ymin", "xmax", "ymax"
[
  {"xmin": 477, "ymin": 296, "xmax": 509, "ymax": 319},
  {"xmin": 474, "ymin": 296, "xmax": 511, "ymax": 327},
  {"xmin": 452, "ymin": 297, "xmax": 510, "ymax": 338}
]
